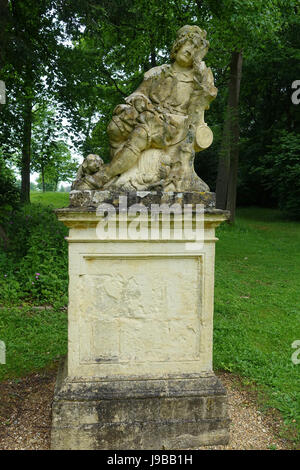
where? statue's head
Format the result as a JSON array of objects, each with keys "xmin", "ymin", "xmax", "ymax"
[
  {"xmin": 82, "ymin": 154, "xmax": 103, "ymax": 175},
  {"xmin": 171, "ymin": 25, "xmax": 209, "ymax": 66}
]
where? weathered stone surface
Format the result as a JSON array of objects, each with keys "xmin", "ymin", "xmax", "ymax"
[
  {"xmin": 72, "ymin": 25, "xmax": 217, "ymax": 193},
  {"xmin": 51, "ymin": 359, "xmax": 230, "ymax": 450},
  {"xmin": 54, "ymin": 209, "xmax": 228, "ymax": 380},
  {"xmin": 68, "ymin": 189, "xmax": 217, "ymax": 210},
  {"xmin": 51, "ymin": 205, "xmax": 230, "ymax": 449}
]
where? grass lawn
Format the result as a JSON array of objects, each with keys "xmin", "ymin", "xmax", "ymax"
[
  {"xmin": 30, "ymin": 191, "xmax": 69, "ymax": 208},
  {"xmin": 0, "ymin": 195, "xmax": 299, "ymax": 444},
  {"xmin": 214, "ymin": 207, "xmax": 300, "ymax": 442},
  {"xmin": 0, "ymin": 306, "xmax": 67, "ymax": 379}
]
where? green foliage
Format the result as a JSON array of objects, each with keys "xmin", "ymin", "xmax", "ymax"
[
  {"xmin": 31, "ymin": 105, "xmax": 77, "ymax": 191},
  {"xmin": 203, "ymin": 0, "xmax": 284, "ymax": 54},
  {"xmin": 0, "ymin": 193, "xmax": 69, "ymax": 380},
  {"xmin": 236, "ymin": 5, "xmax": 300, "ymax": 208},
  {"xmin": 254, "ymin": 132, "xmax": 300, "ymax": 218},
  {"xmin": 30, "ymin": 182, "xmax": 38, "ymax": 191},
  {"xmin": 0, "ymin": 1, "xmax": 64, "ymax": 161},
  {"xmin": 35, "ymin": 175, "xmax": 57, "ymax": 192},
  {"xmin": 0, "ymin": 156, "xmax": 20, "ymax": 223},
  {"xmin": 0, "ymin": 305, "xmax": 67, "ymax": 381},
  {"xmin": 0, "ymin": 202, "xmax": 68, "ymax": 307}
]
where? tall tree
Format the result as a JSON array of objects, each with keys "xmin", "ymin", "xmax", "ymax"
[
  {"xmin": 216, "ymin": 50, "xmax": 243, "ymax": 220},
  {"xmin": 31, "ymin": 106, "xmax": 63, "ymax": 192},
  {"xmin": 0, "ymin": 0, "xmax": 9, "ymax": 72},
  {"xmin": 235, "ymin": 2, "xmax": 300, "ymax": 209},
  {"xmin": 0, "ymin": 0, "xmax": 63, "ymax": 202},
  {"xmin": 194, "ymin": 0, "xmax": 285, "ymax": 221},
  {"xmin": 35, "ymin": 141, "xmax": 77, "ymax": 192}
]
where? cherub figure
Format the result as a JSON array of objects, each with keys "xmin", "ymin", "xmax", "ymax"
[{"xmin": 73, "ymin": 25, "xmax": 217, "ymax": 192}]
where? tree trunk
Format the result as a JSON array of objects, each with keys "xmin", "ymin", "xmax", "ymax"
[
  {"xmin": 41, "ymin": 164, "xmax": 45, "ymax": 192},
  {"xmin": 216, "ymin": 51, "xmax": 243, "ymax": 222},
  {"xmin": 215, "ymin": 108, "xmax": 232, "ymax": 210},
  {"xmin": 0, "ymin": 0, "xmax": 9, "ymax": 114},
  {"xmin": 54, "ymin": 174, "xmax": 59, "ymax": 192},
  {"xmin": 226, "ymin": 52, "xmax": 243, "ymax": 222},
  {"xmin": 150, "ymin": 33, "xmax": 156, "ymax": 68},
  {"xmin": 20, "ymin": 97, "xmax": 33, "ymax": 203},
  {"xmin": 0, "ymin": 0, "xmax": 9, "ymax": 70},
  {"xmin": 0, "ymin": 224, "xmax": 9, "ymax": 250}
]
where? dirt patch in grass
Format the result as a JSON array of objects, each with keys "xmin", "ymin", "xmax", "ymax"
[
  {"xmin": 0, "ymin": 366, "xmax": 57, "ymax": 450},
  {"xmin": 0, "ymin": 368, "xmax": 294, "ymax": 450}
]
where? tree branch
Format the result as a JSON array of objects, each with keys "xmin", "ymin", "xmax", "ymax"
[{"xmin": 100, "ymin": 67, "xmax": 127, "ymax": 97}]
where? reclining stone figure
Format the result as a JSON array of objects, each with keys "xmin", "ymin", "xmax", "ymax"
[{"xmin": 73, "ymin": 25, "xmax": 217, "ymax": 192}]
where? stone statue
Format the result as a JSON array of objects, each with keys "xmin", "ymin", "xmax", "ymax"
[{"xmin": 73, "ymin": 25, "xmax": 217, "ymax": 192}]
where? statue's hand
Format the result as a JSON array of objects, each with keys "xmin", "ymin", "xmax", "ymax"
[
  {"xmin": 126, "ymin": 93, "xmax": 152, "ymax": 112},
  {"xmin": 87, "ymin": 167, "xmax": 111, "ymax": 188}
]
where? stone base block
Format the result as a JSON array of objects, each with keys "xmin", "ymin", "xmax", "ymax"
[{"xmin": 51, "ymin": 360, "xmax": 230, "ymax": 450}]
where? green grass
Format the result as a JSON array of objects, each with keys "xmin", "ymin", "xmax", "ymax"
[
  {"xmin": 30, "ymin": 191, "xmax": 69, "ymax": 208},
  {"xmin": 214, "ymin": 207, "xmax": 300, "ymax": 441},
  {"xmin": 0, "ymin": 306, "xmax": 67, "ymax": 380}
]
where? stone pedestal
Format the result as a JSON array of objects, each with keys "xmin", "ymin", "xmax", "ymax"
[{"xmin": 51, "ymin": 191, "xmax": 230, "ymax": 449}]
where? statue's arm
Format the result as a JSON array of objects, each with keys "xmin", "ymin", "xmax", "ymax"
[
  {"xmin": 194, "ymin": 63, "xmax": 218, "ymax": 104},
  {"xmin": 188, "ymin": 62, "xmax": 218, "ymax": 127},
  {"xmin": 125, "ymin": 65, "xmax": 165, "ymax": 108}
]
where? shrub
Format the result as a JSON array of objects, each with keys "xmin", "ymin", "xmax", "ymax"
[
  {"xmin": 254, "ymin": 131, "xmax": 300, "ymax": 219},
  {"xmin": 0, "ymin": 157, "xmax": 21, "ymax": 250},
  {"xmin": 0, "ymin": 157, "xmax": 20, "ymax": 219},
  {"xmin": 0, "ymin": 203, "xmax": 68, "ymax": 306}
]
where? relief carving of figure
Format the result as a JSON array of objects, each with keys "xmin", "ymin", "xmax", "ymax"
[{"xmin": 73, "ymin": 25, "xmax": 217, "ymax": 192}]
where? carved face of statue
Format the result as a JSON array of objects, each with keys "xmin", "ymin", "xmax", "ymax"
[
  {"xmin": 82, "ymin": 154, "xmax": 102, "ymax": 175},
  {"xmin": 174, "ymin": 39, "xmax": 196, "ymax": 68}
]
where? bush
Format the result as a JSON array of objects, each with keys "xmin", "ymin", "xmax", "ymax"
[
  {"xmin": 0, "ymin": 157, "xmax": 21, "ymax": 251},
  {"xmin": 254, "ymin": 131, "xmax": 300, "ymax": 218},
  {"xmin": 0, "ymin": 203, "xmax": 68, "ymax": 307},
  {"xmin": 0, "ymin": 157, "xmax": 20, "ymax": 220}
]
